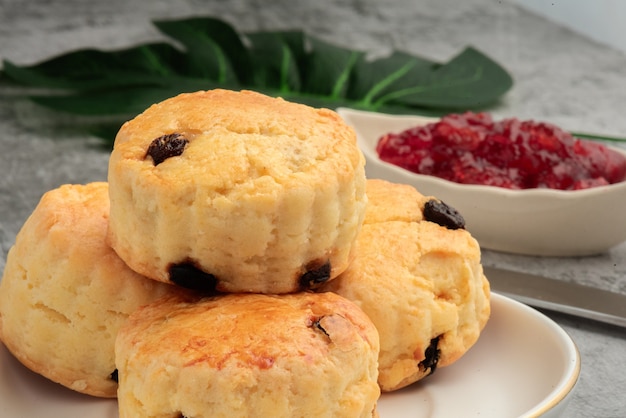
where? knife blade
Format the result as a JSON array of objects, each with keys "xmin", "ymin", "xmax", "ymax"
[{"xmin": 483, "ymin": 265, "xmax": 626, "ymax": 328}]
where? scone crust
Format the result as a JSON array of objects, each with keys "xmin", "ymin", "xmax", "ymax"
[
  {"xmin": 0, "ymin": 183, "xmax": 172, "ymax": 397},
  {"xmin": 115, "ymin": 291, "xmax": 380, "ymax": 418},
  {"xmin": 322, "ymin": 179, "xmax": 491, "ymax": 391},
  {"xmin": 107, "ymin": 89, "xmax": 367, "ymax": 293}
]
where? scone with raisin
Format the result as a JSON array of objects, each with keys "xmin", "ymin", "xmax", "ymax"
[
  {"xmin": 107, "ymin": 89, "xmax": 367, "ymax": 294},
  {"xmin": 321, "ymin": 179, "xmax": 491, "ymax": 391},
  {"xmin": 115, "ymin": 291, "xmax": 380, "ymax": 418},
  {"xmin": 0, "ymin": 183, "xmax": 173, "ymax": 397}
]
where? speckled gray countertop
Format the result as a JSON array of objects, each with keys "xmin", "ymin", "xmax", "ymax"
[{"xmin": 1, "ymin": 0, "xmax": 625, "ymax": 417}]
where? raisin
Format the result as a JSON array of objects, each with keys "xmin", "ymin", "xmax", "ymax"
[
  {"xmin": 423, "ymin": 199, "xmax": 465, "ymax": 230},
  {"xmin": 109, "ymin": 369, "xmax": 118, "ymax": 383},
  {"xmin": 168, "ymin": 260, "xmax": 218, "ymax": 293},
  {"xmin": 418, "ymin": 336, "xmax": 441, "ymax": 376},
  {"xmin": 311, "ymin": 316, "xmax": 330, "ymax": 338},
  {"xmin": 146, "ymin": 133, "xmax": 188, "ymax": 165},
  {"xmin": 299, "ymin": 260, "xmax": 331, "ymax": 290}
]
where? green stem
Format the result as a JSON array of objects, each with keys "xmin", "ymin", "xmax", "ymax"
[{"xmin": 571, "ymin": 132, "xmax": 626, "ymax": 143}]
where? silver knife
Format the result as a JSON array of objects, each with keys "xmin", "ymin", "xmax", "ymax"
[{"xmin": 483, "ymin": 265, "xmax": 626, "ymax": 328}]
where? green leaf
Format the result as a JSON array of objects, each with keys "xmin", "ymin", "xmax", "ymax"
[
  {"xmin": 245, "ymin": 31, "xmax": 306, "ymax": 92},
  {"xmin": 346, "ymin": 51, "xmax": 437, "ymax": 108},
  {"xmin": 154, "ymin": 17, "xmax": 252, "ymax": 84},
  {"xmin": 0, "ymin": 16, "xmax": 515, "ymax": 146},
  {"xmin": 300, "ymin": 37, "xmax": 364, "ymax": 99},
  {"xmin": 2, "ymin": 43, "xmax": 187, "ymax": 90},
  {"xmin": 378, "ymin": 47, "xmax": 514, "ymax": 109},
  {"xmin": 31, "ymin": 83, "xmax": 225, "ymax": 116}
]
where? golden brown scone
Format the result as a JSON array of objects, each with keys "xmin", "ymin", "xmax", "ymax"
[
  {"xmin": 115, "ymin": 291, "xmax": 380, "ymax": 418},
  {"xmin": 107, "ymin": 89, "xmax": 367, "ymax": 294},
  {"xmin": 321, "ymin": 179, "xmax": 491, "ymax": 391},
  {"xmin": 0, "ymin": 183, "xmax": 173, "ymax": 397}
]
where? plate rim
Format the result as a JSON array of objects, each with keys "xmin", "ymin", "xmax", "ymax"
[
  {"xmin": 376, "ymin": 292, "xmax": 581, "ymax": 418},
  {"xmin": 490, "ymin": 292, "xmax": 581, "ymax": 418}
]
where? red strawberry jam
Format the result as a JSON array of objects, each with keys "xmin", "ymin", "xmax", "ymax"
[{"xmin": 376, "ymin": 112, "xmax": 626, "ymax": 190}]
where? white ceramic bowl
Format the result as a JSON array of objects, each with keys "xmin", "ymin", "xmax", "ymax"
[{"xmin": 338, "ymin": 108, "xmax": 626, "ymax": 256}]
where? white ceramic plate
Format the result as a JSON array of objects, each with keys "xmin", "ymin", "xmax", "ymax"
[
  {"xmin": 338, "ymin": 107, "xmax": 626, "ymax": 256},
  {"xmin": 0, "ymin": 293, "xmax": 580, "ymax": 418}
]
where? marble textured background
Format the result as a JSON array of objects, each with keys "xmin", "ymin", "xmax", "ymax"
[{"xmin": 1, "ymin": 0, "xmax": 626, "ymax": 416}]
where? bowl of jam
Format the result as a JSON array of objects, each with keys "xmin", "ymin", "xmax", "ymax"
[{"xmin": 338, "ymin": 107, "xmax": 626, "ymax": 256}]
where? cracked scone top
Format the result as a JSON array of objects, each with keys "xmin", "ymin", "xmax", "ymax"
[
  {"xmin": 115, "ymin": 291, "xmax": 380, "ymax": 418},
  {"xmin": 107, "ymin": 89, "xmax": 367, "ymax": 294}
]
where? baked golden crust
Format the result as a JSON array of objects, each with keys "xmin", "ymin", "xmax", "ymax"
[
  {"xmin": 115, "ymin": 291, "xmax": 380, "ymax": 418},
  {"xmin": 0, "ymin": 183, "xmax": 173, "ymax": 397},
  {"xmin": 362, "ymin": 179, "xmax": 429, "ymax": 224},
  {"xmin": 107, "ymin": 89, "xmax": 367, "ymax": 294},
  {"xmin": 322, "ymin": 179, "xmax": 491, "ymax": 391}
]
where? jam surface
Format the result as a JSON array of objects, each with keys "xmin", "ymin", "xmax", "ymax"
[{"xmin": 376, "ymin": 112, "xmax": 626, "ymax": 190}]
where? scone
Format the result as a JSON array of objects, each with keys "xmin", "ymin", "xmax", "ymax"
[
  {"xmin": 0, "ymin": 182, "xmax": 173, "ymax": 397},
  {"xmin": 115, "ymin": 291, "xmax": 380, "ymax": 418},
  {"xmin": 107, "ymin": 89, "xmax": 367, "ymax": 294},
  {"xmin": 321, "ymin": 179, "xmax": 491, "ymax": 391}
]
